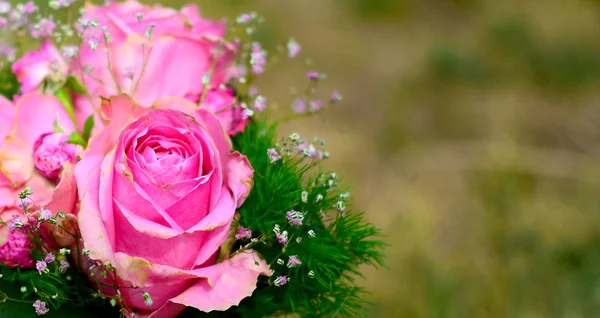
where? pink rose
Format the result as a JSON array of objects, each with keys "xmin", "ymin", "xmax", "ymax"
[
  {"xmin": 75, "ymin": 0, "xmax": 234, "ymax": 106},
  {"xmin": 0, "ymin": 209, "xmax": 34, "ymax": 268},
  {"xmin": 33, "ymin": 133, "xmax": 79, "ymax": 182},
  {"xmin": 0, "ymin": 93, "xmax": 79, "ymax": 266},
  {"xmin": 12, "ymin": 40, "xmax": 69, "ymax": 93},
  {"xmin": 75, "ymin": 96, "xmax": 268, "ymax": 317},
  {"xmin": 186, "ymin": 88, "xmax": 249, "ymax": 135}
]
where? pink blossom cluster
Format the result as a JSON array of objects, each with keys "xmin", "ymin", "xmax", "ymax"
[
  {"xmin": 0, "ymin": 1, "xmax": 343, "ymax": 316},
  {"xmin": 0, "ymin": 1, "xmax": 270, "ymax": 316}
]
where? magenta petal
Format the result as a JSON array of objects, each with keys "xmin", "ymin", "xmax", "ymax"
[
  {"xmin": 189, "ymin": 189, "xmax": 236, "ymax": 267},
  {"xmin": 113, "ymin": 202, "xmax": 202, "ymax": 269},
  {"xmin": 164, "ymin": 181, "xmax": 211, "ymax": 230},
  {"xmin": 112, "ymin": 168, "xmax": 183, "ymax": 231}
]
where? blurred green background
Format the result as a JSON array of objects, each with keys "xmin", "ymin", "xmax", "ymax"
[
  {"xmin": 14, "ymin": 0, "xmax": 600, "ymax": 316},
  {"xmin": 197, "ymin": 1, "xmax": 600, "ymax": 316}
]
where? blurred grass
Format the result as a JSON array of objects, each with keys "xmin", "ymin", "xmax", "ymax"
[{"xmin": 13, "ymin": 0, "xmax": 600, "ymax": 316}]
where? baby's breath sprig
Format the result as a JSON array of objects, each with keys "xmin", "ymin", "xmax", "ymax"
[
  {"xmin": 0, "ymin": 188, "xmax": 128, "ymax": 316},
  {"xmin": 230, "ymin": 120, "xmax": 385, "ymax": 317}
]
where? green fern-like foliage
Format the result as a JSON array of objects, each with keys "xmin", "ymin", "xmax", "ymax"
[
  {"xmin": 228, "ymin": 120, "xmax": 386, "ymax": 317},
  {"xmin": 0, "ymin": 265, "xmax": 119, "ymax": 318}
]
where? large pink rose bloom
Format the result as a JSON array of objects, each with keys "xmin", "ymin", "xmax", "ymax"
[
  {"xmin": 0, "ymin": 93, "xmax": 79, "ymax": 265},
  {"xmin": 75, "ymin": 95, "xmax": 268, "ymax": 317},
  {"xmin": 75, "ymin": 0, "xmax": 234, "ymax": 107}
]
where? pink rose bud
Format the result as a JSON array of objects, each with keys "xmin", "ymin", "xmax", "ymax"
[
  {"xmin": 33, "ymin": 132, "xmax": 79, "ymax": 181},
  {"xmin": 0, "ymin": 230, "xmax": 35, "ymax": 268},
  {"xmin": 0, "ymin": 211, "xmax": 35, "ymax": 268}
]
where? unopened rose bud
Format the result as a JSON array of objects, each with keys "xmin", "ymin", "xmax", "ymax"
[{"xmin": 33, "ymin": 133, "xmax": 79, "ymax": 181}]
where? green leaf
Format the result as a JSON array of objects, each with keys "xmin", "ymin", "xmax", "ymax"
[
  {"xmin": 0, "ymin": 63, "xmax": 19, "ymax": 99},
  {"xmin": 54, "ymin": 88, "xmax": 77, "ymax": 126},
  {"xmin": 66, "ymin": 132, "xmax": 86, "ymax": 147},
  {"xmin": 230, "ymin": 120, "xmax": 386, "ymax": 317},
  {"xmin": 65, "ymin": 76, "xmax": 88, "ymax": 95},
  {"xmin": 82, "ymin": 115, "xmax": 94, "ymax": 143}
]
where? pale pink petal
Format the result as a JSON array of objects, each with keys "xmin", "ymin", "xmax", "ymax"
[
  {"xmin": 86, "ymin": 95, "xmax": 144, "ymax": 158},
  {"xmin": 0, "ymin": 96, "xmax": 14, "ymax": 148},
  {"xmin": 76, "ymin": 35, "xmax": 232, "ymax": 107},
  {"xmin": 152, "ymin": 96, "xmax": 197, "ymax": 115},
  {"xmin": 45, "ymin": 163, "xmax": 78, "ymax": 215},
  {"xmin": 154, "ymin": 252, "xmax": 269, "ymax": 315},
  {"xmin": 113, "ymin": 251, "xmax": 269, "ymax": 316},
  {"xmin": 75, "ymin": 155, "xmax": 116, "ymax": 264},
  {"xmin": 73, "ymin": 94, "xmax": 102, "ymax": 134},
  {"xmin": 180, "ymin": 5, "xmax": 227, "ymax": 38},
  {"xmin": 0, "ymin": 187, "xmax": 15, "ymax": 211},
  {"xmin": 13, "ymin": 92, "xmax": 75, "ymax": 145},
  {"xmin": 126, "ymin": 36, "xmax": 211, "ymax": 105},
  {"xmin": 0, "ymin": 136, "xmax": 36, "ymax": 187},
  {"xmin": 226, "ymin": 152, "xmax": 253, "ymax": 208},
  {"xmin": 0, "ymin": 209, "xmax": 21, "ymax": 245},
  {"xmin": 12, "ymin": 40, "xmax": 68, "ymax": 93}
]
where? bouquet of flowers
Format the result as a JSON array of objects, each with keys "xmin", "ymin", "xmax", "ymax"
[{"xmin": 0, "ymin": 1, "xmax": 385, "ymax": 317}]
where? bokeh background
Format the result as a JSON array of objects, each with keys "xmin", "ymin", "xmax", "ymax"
[
  {"xmin": 197, "ymin": 1, "xmax": 600, "ymax": 317},
  {"xmin": 12, "ymin": 0, "xmax": 600, "ymax": 316}
]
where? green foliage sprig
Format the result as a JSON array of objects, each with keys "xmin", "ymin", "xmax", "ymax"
[{"xmin": 227, "ymin": 120, "xmax": 386, "ymax": 317}]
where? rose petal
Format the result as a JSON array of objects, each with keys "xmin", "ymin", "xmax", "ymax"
[
  {"xmin": 13, "ymin": 92, "xmax": 74, "ymax": 146},
  {"xmin": 45, "ymin": 163, "xmax": 78, "ymax": 214},
  {"xmin": 86, "ymin": 95, "xmax": 145, "ymax": 158},
  {"xmin": 226, "ymin": 152, "xmax": 254, "ymax": 208},
  {"xmin": 0, "ymin": 96, "xmax": 14, "ymax": 148},
  {"xmin": 12, "ymin": 40, "xmax": 68, "ymax": 93},
  {"xmin": 75, "ymin": 155, "xmax": 116, "ymax": 264},
  {"xmin": 113, "ymin": 251, "xmax": 270, "ymax": 317}
]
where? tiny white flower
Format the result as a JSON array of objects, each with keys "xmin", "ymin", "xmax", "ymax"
[{"xmin": 301, "ymin": 191, "xmax": 308, "ymax": 203}]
